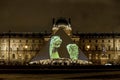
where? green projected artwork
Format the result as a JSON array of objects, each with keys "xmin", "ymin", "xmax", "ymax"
[
  {"xmin": 49, "ymin": 36, "xmax": 79, "ymax": 59},
  {"xmin": 67, "ymin": 44, "xmax": 79, "ymax": 60},
  {"xmin": 49, "ymin": 36, "xmax": 62, "ymax": 59}
]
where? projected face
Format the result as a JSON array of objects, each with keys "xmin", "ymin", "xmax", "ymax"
[
  {"xmin": 53, "ymin": 38, "xmax": 62, "ymax": 48},
  {"xmin": 49, "ymin": 36, "xmax": 62, "ymax": 59},
  {"xmin": 67, "ymin": 44, "xmax": 79, "ymax": 60}
]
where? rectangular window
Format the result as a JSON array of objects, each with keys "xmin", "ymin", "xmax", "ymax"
[
  {"xmin": 96, "ymin": 54, "xmax": 98, "ymax": 59},
  {"xmin": 89, "ymin": 40, "xmax": 91, "ymax": 43},
  {"xmin": 96, "ymin": 40, "xmax": 98, "ymax": 43},
  {"xmin": 26, "ymin": 40, "xmax": 28, "ymax": 43},
  {"xmin": 89, "ymin": 54, "xmax": 92, "ymax": 60},
  {"xmin": 95, "ymin": 46, "xmax": 98, "ymax": 50},
  {"xmin": 102, "ymin": 40, "xmax": 104, "ymax": 43}
]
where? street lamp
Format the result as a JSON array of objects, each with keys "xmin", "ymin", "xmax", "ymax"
[
  {"xmin": 24, "ymin": 45, "xmax": 28, "ymax": 65},
  {"xmin": 86, "ymin": 45, "xmax": 91, "ymax": 64},
  {"xmin": 86, "ymin": 45, "xmax": 90, "ymax": 50},
  {"xmin": 24, "ymin": 45, "xmax": 28, "ymax": 49}
]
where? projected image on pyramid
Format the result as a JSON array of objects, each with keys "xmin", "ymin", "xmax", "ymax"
[
  {"xmin": 49, "ymin": 36, "xmax": 62, "ymax": 59},
  {"xmin": 30, "ymin": 18, "xmax": 92, "ymax": 65},
  {"xmin": 67, "ymin": 44, "xmax": 79, "ymax": 60}
]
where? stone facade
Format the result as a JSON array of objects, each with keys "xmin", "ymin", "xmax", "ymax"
[
  {"xmin": 0, "ymin": 18, "xmax": 120, "ymax": 65},
  {"xmin": 0, "ymin": 32, "xmax": 47, "ymax": 65},
  {"xmin": 77, "ymin": 33, "xmax": 120, "ymax": 64}
]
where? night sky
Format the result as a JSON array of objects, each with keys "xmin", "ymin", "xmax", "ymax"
[{"xmin": 0, "ymin": 0, "xmax": 120, "ymax": 32}]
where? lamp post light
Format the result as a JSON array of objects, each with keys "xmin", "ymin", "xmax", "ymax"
[
  {"xmin": 86, "ymin": 45, "xmax": 91, "ymax": 64},
  {"xmin": 24, "ymin": 45, "xmax": 28, "ymax": 64},
  {"xmin": 86, "ymin": 45, "xmax": 90, "ymax": 50},
  {"xmin": 24, "ymin": 45, "xmax": 28, "ymax": 49}
]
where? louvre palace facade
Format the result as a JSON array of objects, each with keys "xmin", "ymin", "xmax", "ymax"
[{"xmin": 0, "ymin": 18, "xmax": 120, "ymax": 65}]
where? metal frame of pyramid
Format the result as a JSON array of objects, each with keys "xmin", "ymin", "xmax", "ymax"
[{"xmin": 31, "ymin": 28, "xmax": 88, "ymax": 62}]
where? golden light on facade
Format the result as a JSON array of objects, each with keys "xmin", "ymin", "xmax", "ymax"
[
  {"xmin": 24, "ymin": 45, "xmax": 28, "ymax": 49},
  {"xmin": 86, "ymin": 45, "xmax": 90, "ymax": 50}
]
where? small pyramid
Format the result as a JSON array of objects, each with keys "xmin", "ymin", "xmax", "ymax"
[{"xmin": 31, "ymin": 28, "xmax": 88, "ymax": 62}]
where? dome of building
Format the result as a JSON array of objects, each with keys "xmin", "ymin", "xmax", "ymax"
[{"xmin": 55, "ymin": 18, "xmax": 69, "ymax": 25}]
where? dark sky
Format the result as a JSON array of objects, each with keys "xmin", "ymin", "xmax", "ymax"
[{"xmin": 0, "ymin": 0, "xmax": 120, "ymax": 32}]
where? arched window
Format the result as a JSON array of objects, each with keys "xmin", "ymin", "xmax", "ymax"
[
  {"xmin": 108, "ymin": 45, "xmax": 111, "ymax": 50},
  {"xmin": 102, "ymin": 40, "xmax": 104, "ymax": 43},
  {"xmin": 12, "ymin": 54, "xmax": 15, "ymax": 59},
  {"xmin": 26, "ymin": 40, "xmax": 28, "ymax": 43},
  {"xmin": 95, "ymin": 46, "xmax": 98, "ymax": 51}
]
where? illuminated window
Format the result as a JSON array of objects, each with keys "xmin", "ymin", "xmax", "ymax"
[
  {"xmin": 24, "ymin": 45, "xmax": 28, "ymax": 49},
  {"xmin": 86, "ymin": 45, "xmax": 90, "ymax": 51},
  {"xmin": 87, "ymin": 45, "xmax": 90, "ymax": 49},
  {"xmin": 89, "ymin": 54, "xmax": 92, "ymax": 60},
  {"xmin": 96, "ymin": 54, "xmax": 98, "ymax": 59},
  {"xmin": 108, "ymin": 46, "xmax": 111, "ymax": 50}
]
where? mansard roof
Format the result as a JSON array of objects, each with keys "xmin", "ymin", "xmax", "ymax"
[
  {"xmin": 0, "ymin": 32, "xmax": 51, "ymax": 38},
  {"xmin": 1, "ymin": 31, "xmax": 120, "ymax": 38},
  {"xmin": 73, "ymin": 32, "xmax": 120, "ymax": 38}
]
